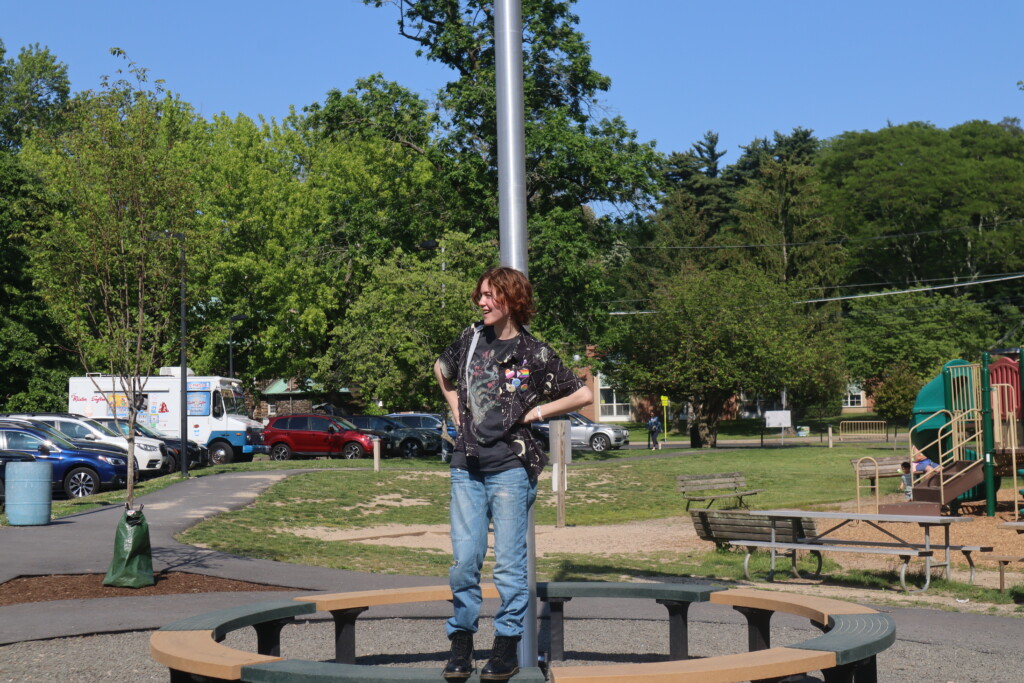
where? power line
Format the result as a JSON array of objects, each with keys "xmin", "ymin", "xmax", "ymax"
[
  {"xmin": 601, "ymin": 270, "xmax": 1024, "ymax": 306},
  {"xmin": 795, "ymin": 273, "xmax": 1024, "ymax": 304},
  {"xmin": 623, "ymin": 217, "xmax": 1024, "ymax": 251},
  {"xmin": 609, "ymin": 273, "xmax": 1024, "ymax": 315}
]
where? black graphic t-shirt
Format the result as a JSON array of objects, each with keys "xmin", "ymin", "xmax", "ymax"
[
  {"xmin": 437, "ymin": 322, "xmax": 584, "ymax": 479},
  {"xmin": 450, "ymin": 328, "xmax": 521, "ymax": 473}
]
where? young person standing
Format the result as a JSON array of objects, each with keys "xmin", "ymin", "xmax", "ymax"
[{"xmin": 433, "ymin": 267, "xmax": 592, "ymax": 681}]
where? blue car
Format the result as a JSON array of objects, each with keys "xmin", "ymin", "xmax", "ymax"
[{"xmin": 0, "ymin": 422, "xmax": 129, "ymax": 498}]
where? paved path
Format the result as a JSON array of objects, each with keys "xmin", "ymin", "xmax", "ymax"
[{"xmin": 1, "ymin": 470, "xmax": 1022, "ymax": 681}]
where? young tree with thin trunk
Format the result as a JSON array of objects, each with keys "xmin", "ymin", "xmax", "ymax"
[{"xmin": 22, "ymin": 51, "xmax": 197, "ymax": 505}]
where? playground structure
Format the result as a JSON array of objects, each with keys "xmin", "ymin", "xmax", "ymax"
[{"xmin": 901, "ymin": 352, "xmax": 1021, "ymax": 518}]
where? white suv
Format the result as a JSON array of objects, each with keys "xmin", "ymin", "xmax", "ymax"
[{"xmin": 7, "ymin": 413, "xmax": 166, "ymax": 477}]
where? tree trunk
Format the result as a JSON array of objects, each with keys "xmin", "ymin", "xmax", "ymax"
[{"xmin": 691, "ymin": 395, "xmax": 728, "ymax": 448}]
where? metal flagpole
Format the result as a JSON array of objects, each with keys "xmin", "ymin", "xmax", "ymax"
[{"xmin": 494, "ymin": 0, "xmax": 536, "ymax": 668}]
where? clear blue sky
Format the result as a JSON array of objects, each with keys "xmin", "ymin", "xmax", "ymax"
[{"xmin": 5, "ymin": 0, "xmax": 1021, "ymax": 163}]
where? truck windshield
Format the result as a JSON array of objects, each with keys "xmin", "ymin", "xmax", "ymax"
[{"xmin": 221, "ymin": 388, "xmax": 245, "ymax": 415}]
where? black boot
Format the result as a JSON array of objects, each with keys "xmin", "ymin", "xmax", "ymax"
[
  {"xmin": 443, "ymin": 630, "xmax": 475, "ymax": 680},
  {"xmin": 480, "ymin": 635, "xmax": 520, "ymax": 681}
]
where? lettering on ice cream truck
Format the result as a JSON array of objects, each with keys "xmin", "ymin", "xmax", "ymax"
[{"xmin": 68, "ymin": 368, "xmax": 266, "ymax": 465}]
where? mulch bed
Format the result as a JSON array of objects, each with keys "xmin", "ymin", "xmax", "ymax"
[{"xmin": 0, "ymin": 572, "xmax": 292, "ymax": 606}]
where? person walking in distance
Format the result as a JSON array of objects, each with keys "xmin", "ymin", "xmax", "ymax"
[
  {"xmin": 433, "ymin": 266, "xmax": 592, "ymax": 681},
  {"xmin": 647, "ymin": 410, "xmax": 662, "ymax": 450}
]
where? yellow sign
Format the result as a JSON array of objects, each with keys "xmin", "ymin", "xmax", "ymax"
[{"xmin": 660, "ymin": 395, "xmax": 669, "ymax": 406}]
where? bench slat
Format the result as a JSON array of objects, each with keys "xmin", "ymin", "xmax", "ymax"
[
  {"xmin": 798, "ymin": 538, "xmax": 992, "ymax": 552},
  {"xmin": 732, "ymin": 540, "xmax": 931, "ymax": 557}
]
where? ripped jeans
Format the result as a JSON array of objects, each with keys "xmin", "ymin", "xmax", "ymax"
[{"xmin": 447, "ymin": 466, "xmax": 537, "ymax": 638}]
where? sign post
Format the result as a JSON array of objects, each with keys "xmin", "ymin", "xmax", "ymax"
[{"xmin": 764, "ymin": 410, "xmax": 792, "ymax": 445}]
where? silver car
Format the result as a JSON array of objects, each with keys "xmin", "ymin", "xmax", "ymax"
[{"xmin": 530, "ymin": 412, "xmax": 630, "ymax": 453}]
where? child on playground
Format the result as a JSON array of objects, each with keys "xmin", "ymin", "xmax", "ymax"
[
  {"xmin": 898, "ymin": 461, "xmax": 913, "ymax": 501},
  {"xmin": 911, "ymin": 446, "xmax": 937, "ymax": 474}
]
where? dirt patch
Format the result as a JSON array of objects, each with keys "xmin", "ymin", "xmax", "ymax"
[
  {"xmin": 0, "ymin": 572, "xmax": 290, "ymax": 606},
  {"xmin": 284, "ymin": 518, "xmax": 695, "ymax": 557}
]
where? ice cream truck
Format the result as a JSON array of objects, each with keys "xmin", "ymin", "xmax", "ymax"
[{"xmin": 68, "ymin": 368, "xmax": 266, "ymax": 464}]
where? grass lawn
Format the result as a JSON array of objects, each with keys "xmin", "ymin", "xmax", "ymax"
[
  {"xmin": 14, "ymin": 444, "xmax": 1020, "ymax": 605},
  {"xmin": 177, "ymin": 444, "xmax": 903, "ymax": 577}
]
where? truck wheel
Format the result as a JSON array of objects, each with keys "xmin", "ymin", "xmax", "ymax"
[
  {"xmin": 589, "ymin": 433, "xmax": 610, "ymax": 452},
  {"xmin": 64, "ymin": 467, "xmax": 99, "ymax": 498},
  {"xmin": 270, "ymin": 443, "xmax": 292, "ymax": 461},
  {"xmin": 209, "ymin": 442, "xmax": 234, "ymax": 465},
  {"xmin": 342, "ymin": 442, "xmax": 363, "ymax": 459}
]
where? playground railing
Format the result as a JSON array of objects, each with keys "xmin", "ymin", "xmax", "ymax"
[
  {"xmin": 838, "ymin": 420, "xmax": 887, "ymax": 441},
  {"xmin": 993, "ymin": 384, "xmax": 1021, "ymax": 521},
  {"xmin": 914, "ymin": 409, "xmax": 985, "ymax": 504}
]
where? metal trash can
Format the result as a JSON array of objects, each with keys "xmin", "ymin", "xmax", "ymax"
[{"xmin": 5, "ymin": 461, "xmax": 53, "ymax": 526}]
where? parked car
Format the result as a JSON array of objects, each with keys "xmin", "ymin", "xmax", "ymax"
[
  {"xmin": 1, "ymin": 412, "xmax": 166, "ymax": 477},
  {"xmin": 0, "ymin": 450, "xmax": 37, "ymax": 507},
  {"xmin": 345, "ymin": 415, "xmax": 442, "ymax": 458},
  {"xmin": 262, "ymin": 414, "xmax": 376, "ymax": 460},
  {"xmin": 0, "ymin": 422, "xmax": 130, "ymax": 498},
  {"xmin": 530, "ymin": 412, "xmax": 630, "ymax": 453},
  {"xmin": 92, "ymin": 417, "xmax": 208, "ymax": 473},
  {"xmin": 388, "ymin": 412, "xmax": 457, "ymax": 459}
]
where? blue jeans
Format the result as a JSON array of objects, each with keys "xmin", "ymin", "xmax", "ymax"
[{"xmin": 447, "ymin": 466, "xmax": 537, "ymax": 638}]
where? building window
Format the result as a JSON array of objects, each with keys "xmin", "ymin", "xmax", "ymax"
[
  {"xmin": 599, "ymin": 386, "xmax": 631, "ymax": 418},
  {"xmin": 842, "ymin": 383, "xmax": 864, "ymax": 408}
]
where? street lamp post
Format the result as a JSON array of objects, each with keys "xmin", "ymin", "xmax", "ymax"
[
  {"xmin": 147, "ymin": 230, "xmax": 188, "ymax": 478},
  {"xmin": 228, "ymin": 313, "xmax": 249, "ymax": 378}
]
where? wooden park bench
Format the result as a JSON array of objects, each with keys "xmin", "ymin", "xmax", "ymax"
[
  {"xmin": 851, "ymin": 455, "xmax": 908, "ymax": 488},
  {"xmin": 690, "ymin": 508, "xmax": 820, "ymax": 549},
  {"xmin": 678, "ymin": 472, "xmax": 764, "ymax": 510}
]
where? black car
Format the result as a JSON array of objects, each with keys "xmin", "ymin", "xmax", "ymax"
[{"xmin": 345, "ymin": 415, "xmax": 442, "ymax": 458}]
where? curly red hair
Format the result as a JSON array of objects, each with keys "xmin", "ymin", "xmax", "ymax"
[{"xmin": 473, "ymin": 266, "xmax": 536, "ymax": 326}]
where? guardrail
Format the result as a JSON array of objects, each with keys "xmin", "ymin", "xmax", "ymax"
[{"xmin": 838, "ymin": 420, "xmax": 888, "ymax": 441}]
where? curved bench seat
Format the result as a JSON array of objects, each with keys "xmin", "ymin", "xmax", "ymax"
[
  {"xmin": 548, "ymin": 646, "xmax": 836, "ymax": 682},
  {"xmin": 150, "ymin": 630, "xmax": 282, "ymax": 680},
  {"xmin": 150, "ymin": 582, "xmax": 894, "ymax": 683},
  {"xmin": 710, "ymin": 587, "xmax": 877, "ymax": 625}
]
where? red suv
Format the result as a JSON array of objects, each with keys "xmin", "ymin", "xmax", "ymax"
[{"xmin": 263, "ymin": 414, "xmax": 373, "ymax": 460}]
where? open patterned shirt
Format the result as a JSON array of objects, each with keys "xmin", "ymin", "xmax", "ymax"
[{"xmin": 437, "ymin": 323, "xmax": 584, "ymax": 480}]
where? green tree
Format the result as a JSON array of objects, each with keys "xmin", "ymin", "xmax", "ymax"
[
  {"xmin": 843, "ymin": 291, "xmax": 998, "ymax": 384},
  {"xmin": 817, "ymin": 121, "xmax": 1024, "ymax": 291},
  {"xmin": 326, "ymin": 232, "xmax": 490, "ymax": 408},
  {"xmin": 0, "ymin": 40, "xmax": 70, "ymax": 149},
  {"xmin": 600, "ymin": 267, "xmax": 814, "ymax": 447},
  {"xmin": 871, "ymin": 362, "xmax": 924, "ymax": 423},
  {"xmin": 364, "ymin": 0, "xmax": 662, "ymax": 349},
  {"xmin": 22, "ymin": 52, "xmax": 198, "ymax": 502},
  {"xmin": 730, "ymin": 159, "xmax": 846, "ymax": 290}
]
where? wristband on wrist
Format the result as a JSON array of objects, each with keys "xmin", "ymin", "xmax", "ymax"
[{"xmin": 535, "ymin": 406, "xmax": 543, "ymax": 422}]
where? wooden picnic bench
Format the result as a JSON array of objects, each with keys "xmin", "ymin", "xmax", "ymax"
[
  {"xmin": 728, "ymin": 509, "xmax": 977, "ymax": 592},
  {"xmin": 990, "ymin": 555, "xmax": 1024, "ymax": 592},
  {"xmin": 678, "ymin": 472, "xmax": 764, "ymax": 510}
]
